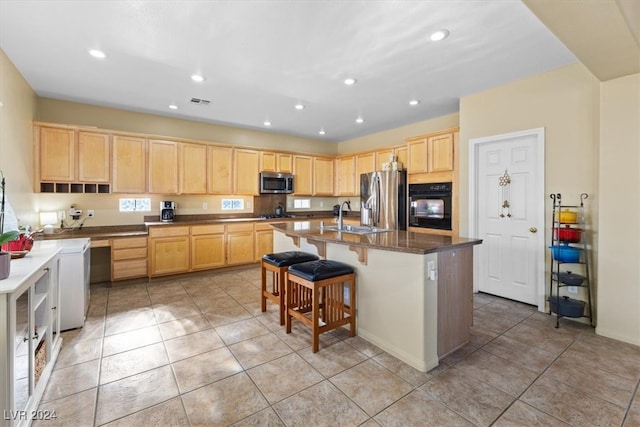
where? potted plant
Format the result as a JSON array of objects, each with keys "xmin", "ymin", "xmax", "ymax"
[{"xmin": 0, "ymin": 171, "xmax": 19, "ymax": 280}]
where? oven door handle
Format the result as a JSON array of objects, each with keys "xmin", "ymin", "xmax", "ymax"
[{"xmin": 409, "ymin": 193, "xmax": 450, "ymax": 199}]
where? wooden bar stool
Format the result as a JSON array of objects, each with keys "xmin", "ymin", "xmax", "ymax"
[
  {"xmin": 285, "ymin": 260, "xmax": 356, "ymax": 352},
  {"xmin": 261, "ymin": 251, "xmax": 319, "ymax": 325}
]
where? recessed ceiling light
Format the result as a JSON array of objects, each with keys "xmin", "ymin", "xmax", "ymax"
[
  {"xmin": 191, "ymin": 74, "xmax": 206, "ymax": 82},
  {"xmin": 295, "ymin": 103, "xmax": 305, "ymax": 110},
  {"xmin": 355, "ymin": 117, "xmax": 364, "ymax": 124},
  {"xmin": 409, "ymin": 100, "xmax": 420, "ymax": 106},
  {"xmin": 263, "ymin": 120, "xmax": 272, "ymax": 127},
  {"xmin": 318, "ymin": 129, "xmax": 326, "ymax": 135},
  {"xmin": 88, "ymin": 49, "xmax": 106, "ymax": 59},
  {"xmin": 344, "ymin": 77, "xmax": 357, "ymax": 86},
  {"xmin": 430, "ymin": 29, "xmax": 450, "ymax": 42},
  {"xmin": 168, "ymin": 104, "xmax": 178, "ymax": 110}
]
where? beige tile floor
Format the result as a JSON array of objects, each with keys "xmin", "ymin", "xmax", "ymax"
[{"xmin": 35, "ymin": 266, "xmax": 640, "ymax": 426}]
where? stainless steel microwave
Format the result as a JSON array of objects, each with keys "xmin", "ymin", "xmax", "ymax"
[{"xmin": 259, "ymin": 172, "xmax": 294, "ymax": 194}]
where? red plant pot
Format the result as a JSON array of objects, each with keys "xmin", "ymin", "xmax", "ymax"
[{"xmin": 1, "ymin": 234, "xmax": 34, "ymax": 252}]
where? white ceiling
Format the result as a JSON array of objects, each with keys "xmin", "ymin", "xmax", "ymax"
[{"xmin": 0, "ymin": 1, "xmax": 577, "ymax": 142}]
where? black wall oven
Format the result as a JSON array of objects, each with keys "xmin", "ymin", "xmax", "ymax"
[{"xmin": 409, "ymin": 182, "xmax": 452, "ymax": 230}]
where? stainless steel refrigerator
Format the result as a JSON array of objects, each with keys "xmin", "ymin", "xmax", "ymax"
[{"xmin": 360, "ymin": 170, "xmax": 407, "ymax": 230}]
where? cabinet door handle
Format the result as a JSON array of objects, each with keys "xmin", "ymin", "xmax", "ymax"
[{"xmin": 529, "ymin": 227, "xmax": 538, "ymax": 233}]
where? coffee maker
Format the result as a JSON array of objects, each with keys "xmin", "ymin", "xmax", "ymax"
[{"xmin": 160, "ymin": 201, "xmax": 176, "ymax": 222}]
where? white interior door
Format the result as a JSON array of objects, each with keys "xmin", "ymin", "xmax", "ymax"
[{"xmin": 469, "ymin": 128, "xmax": 545, "ymax": 309}]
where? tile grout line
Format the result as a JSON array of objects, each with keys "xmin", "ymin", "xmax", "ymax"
[
  {"xmin": 621, "ymin": 380, "xmax": 640, "ymax": 427},
  {"xmin": 49, "ymin": 272, "xmax": 635, "ymax": 426}
]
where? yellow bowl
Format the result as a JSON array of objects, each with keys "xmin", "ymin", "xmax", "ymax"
[{"xmin": 559, "ymin": 209, "xmax": 578, "ymax": 223}]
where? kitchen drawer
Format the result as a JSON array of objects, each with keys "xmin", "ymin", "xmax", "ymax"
[
  {"xmin": 191, "ymin": 224, "xmax": 225, "ymax": 235},
  {"xmin": 111, "ymin": 236, "xmax": 148, "ymax": 249},
  {"xmin": 113, "ymin": 247, "xmax": 147, "ymax": 261},
  {"xmin": 226, "ymin": 222, "xmax": 254, "ymax": 233},
  {"xmin": 113, "ymin": 259, "xmax": 148, "ymax": 280},
  {"xmin": 149, "ymin": 226, "xmax": 189, "ymax": 238},
  {"xmin": 90, "ymin": 239, "xmax": 110, "ymax": 248}
]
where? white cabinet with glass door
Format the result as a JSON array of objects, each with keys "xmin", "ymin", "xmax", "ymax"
[{"xmin": 1, "ymin": 246, "xmax": 61, "ymax": 427}]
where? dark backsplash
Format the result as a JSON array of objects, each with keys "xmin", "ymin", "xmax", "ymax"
[{"xmin": 254, "ymin": 194, "xmax": 287, "ymax": 216}]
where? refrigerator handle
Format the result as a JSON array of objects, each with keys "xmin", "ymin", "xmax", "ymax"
[{"xmin": 375, "ymin": 175, "xmax": 381, "ymax": 227}]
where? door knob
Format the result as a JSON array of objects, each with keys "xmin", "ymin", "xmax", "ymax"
[{"xmin": 529, "ymin": 227, "xmax": 537, "ymax": 233}]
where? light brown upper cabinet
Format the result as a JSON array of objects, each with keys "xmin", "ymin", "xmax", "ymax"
[
  {"xmin": 234, "ymin": 149, "xmax": 260, "ymax": 195},
  {"xmin": 375, "ymin": 148, "xmax": 394, "ymax": 170},
  {"xmin": 428, "ymin": 133, "xmax": 454, "ymax": 173},
  {"xmin": 313, "ymin": 157, "xmax": 334, "ymax": 195},
  {"xmin": 395, "ymin": 146, "xmax": 408, "ymax": 168},
  {"xmin": 260, "ymin": 151, "xmax": 277, "ymax": 172},
  {"xmin": 78, "ymin": 131, "xmax": 110, "ymax": 183},
  {"xmin": 208, "ymin": 145, "xmax": 233, "ymax": 194},
  {"xmin": 336, "ymin": 156, "xmax": 356, "ymax": 196},
  {"xmin": 355, "ymin": 152, "xmax": 376, "ymax": 181},
  {"xmin": 277, "ymin": 153, "xmax": 293, "ymax": 173},
  {"xmin": 407, "ymin": 137, "xmax": 428, "ymax": 174},
  {"xmin": 293, "ymin": 155, "xmax": 313, "ymax": 195},
  {"xmin": 148, "ymin": 139, "xmax": 178, "ymax": 194},
  {"xmin": 260, "ymin": 152, "xmax": 292, "ymax": 173},
  {"xmin": 179, "ymin": 142, "xmax": 207, "ymax": 194},
  {"xmin": 38, "ymin": 126, "xmax": 76, "ymax": 182},
  {"xmin": 38, "ymin": 126, "xmax": 111, "ymax": 184},
  {"xmin": 407, "ymin": 131, "xmax": 455, "ymax": 174},
  {"xmin": 112, "ymin": 135, "xmax": 147, "ymax": 193}
]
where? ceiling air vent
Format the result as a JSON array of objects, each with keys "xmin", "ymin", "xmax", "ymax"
[{"xmin": 190, "ymin": 98, "xmax": 211, "ymax": 105}]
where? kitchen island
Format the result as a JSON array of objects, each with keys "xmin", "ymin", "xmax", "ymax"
[{"xmin": 271, "ymin": 220, "xmax": 482, "ymax": 372}]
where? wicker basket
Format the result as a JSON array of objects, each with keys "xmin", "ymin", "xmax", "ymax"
[{"xmin": 34, "ymin": 340, "xmax": 47, "ymax": 383}]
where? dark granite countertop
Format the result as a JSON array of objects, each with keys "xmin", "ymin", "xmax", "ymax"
[
  {"xmin": 271, "ymin": 220, "xmax": 483, "ymax": 255},
  {"xmin": 38, "ymin": 214, "xmax": 338, "ymax": 241}
]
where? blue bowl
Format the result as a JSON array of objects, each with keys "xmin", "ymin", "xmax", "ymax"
[{"xmin": 549, "ymin": 245, "xmax": 582, "ymax": 263}]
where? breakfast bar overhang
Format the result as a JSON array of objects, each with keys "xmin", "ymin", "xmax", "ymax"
[{"xmin": 270, "ymin": 220, "xmax": 483, "ymax": 372}]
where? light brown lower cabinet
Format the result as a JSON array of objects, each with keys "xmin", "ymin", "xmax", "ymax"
[
  {"xmin": 226, "ymin": 223, "xmax": 255, "ymax": 265},
  {"xmin": 149, "ymin": 226, "xmax": 190, "ymax": 277},
  {"xmin": 191, "ymin": 224, "xmax": 225, "ymax": 270},
  {"xmin": 132, "ymin": 222, "xmax": 276, "ymax": 279},
  {"xmin": 111, "ymin": 237, "xmax": 148, "ymax": 280},
  {"xmin": 254, "ymin": 222, "xmax": 274, "ymax": 261}
]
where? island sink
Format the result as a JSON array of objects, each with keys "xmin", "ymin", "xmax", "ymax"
[{"xmin": 320, "ymin": 224, "xmax": 391, "ymax": 235}]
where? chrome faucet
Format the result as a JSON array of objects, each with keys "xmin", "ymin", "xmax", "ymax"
[{"xmin": 337, "ymin": 200, "xmax": 352, "ymax": 230}]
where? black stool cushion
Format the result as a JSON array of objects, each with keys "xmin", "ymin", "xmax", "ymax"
[
  {"xmin": 262, "ymin": 251, "xmax": 319, "ymax": 267},
  {"xmin": 288, "ymin": 260, "xmax": 354, "ymax": 281}
]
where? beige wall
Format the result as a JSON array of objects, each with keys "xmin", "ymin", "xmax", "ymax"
[
  {"xmin": 459, "ymin": 63, "xmax": 640, "ymax": 346},
  {"xmin": 459, "ymin": 63, "xmax": 601, "ymax": 239},
  {"xmin": 37, "ymin": 98, "xmax": 337, "ymax": 157},
  {"xmin": 338, "ymin": 113, "xmax": 459, "ymax": 155},
  {"xmin": 0, "ymin": 50, "xmax": 38, "ymax": 227},
  {"xmin": 597, "ymin": 73, "xmax": 640, "ymax": 345},
  {"xmin": 459, "ymin": 63, "xmax": 601, "ymax": 322}
]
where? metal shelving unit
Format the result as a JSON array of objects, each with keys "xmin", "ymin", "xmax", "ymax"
[{"xmin": 548, "ymin": 193, "xmax": 593, "ymax": 328}]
